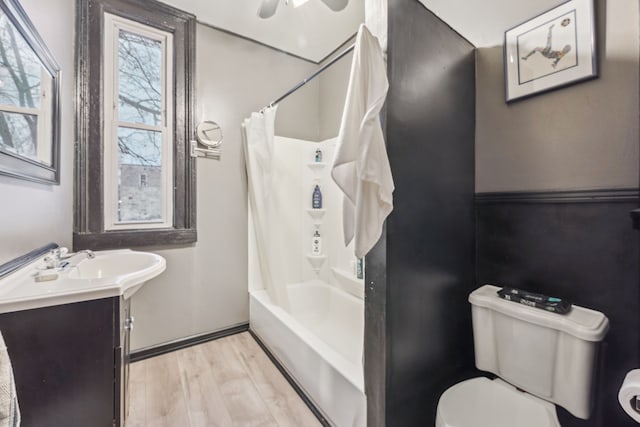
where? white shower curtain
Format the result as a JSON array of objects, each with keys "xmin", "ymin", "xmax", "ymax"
[{"xmin": 243, "ymin": 106, "xmax": 288, "ymax": 309}]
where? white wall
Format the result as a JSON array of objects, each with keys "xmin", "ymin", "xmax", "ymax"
[
  {"xmin": 475, "ymin": 0, "xmax": 639, "ymax": 192},
  {"xmin": 0, "ymin": 0, "xmax": 74, "ymax": 266},
  {"xmin": 319, "ymin": 46, "xmax": 353, "ymax": 140},
  {"xmin": 130, "ymin": 24, "xmax": 324, "ymax": 350}
]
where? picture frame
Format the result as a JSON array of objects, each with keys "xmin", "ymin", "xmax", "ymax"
[{"xmin": 504, "ymin": 0, "xmax": 597, "ymax": 103}]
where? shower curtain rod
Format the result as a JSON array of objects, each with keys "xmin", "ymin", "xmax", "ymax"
[{"xmin": 262, "ymin": 43, "xmax": 355, "ymax": 111}]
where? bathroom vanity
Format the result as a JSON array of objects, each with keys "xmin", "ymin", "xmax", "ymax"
[
  {"xmin": 0, "ymin": 247, "xmax": 165, "ymax": 427},
  {"xmin": 0, "ymin": 296, "xmax": 130, "ymax": 427}
]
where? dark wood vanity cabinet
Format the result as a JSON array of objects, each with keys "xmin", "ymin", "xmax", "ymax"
[{"xmin": 0, "ymin": 297, "xmax": 131, "ymax": 427}]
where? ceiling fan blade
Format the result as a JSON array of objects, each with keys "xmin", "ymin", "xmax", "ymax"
[
  {"xmin": 258, "ymin": 0, "xmax": 280, "ymax": 18},
  {"xmin": 320, "ymin": 0, "xmax": 348, "ymax": 12}
]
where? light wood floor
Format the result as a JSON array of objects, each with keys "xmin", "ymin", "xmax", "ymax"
[{"xmin": 127, "ymin": 332, "xmax": 322, "ymax": 427}]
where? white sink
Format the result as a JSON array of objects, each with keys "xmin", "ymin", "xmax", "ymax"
[
  {"xmin": 0, "ymin": 249, "xmax": 166, "ymax": 313},
  {"xmin": 66, "ymin": 250, "xmax": 166, "ymax": 299},
  {"xmin": 68, "ymin": 252, "xmax": 157, "ymax": 279}
]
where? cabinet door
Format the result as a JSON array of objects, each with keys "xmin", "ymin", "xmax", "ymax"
[{"xmin": 0, "ymin": 298, "xmax": 116, "ymax": 427}]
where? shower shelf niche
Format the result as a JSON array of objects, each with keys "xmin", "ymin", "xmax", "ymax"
[
  {"xmin": 307, "ymin": 162, "xmax": 326, "ymax": 172},
  {"xmin": 306, "ymin": 254, "xmax": 326, "ymax": 272},
  {"xmin": 306, "ymin": 208, "xmax": 326, "ymax": 223}
]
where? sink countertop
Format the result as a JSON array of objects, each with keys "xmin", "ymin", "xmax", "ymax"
[{"xmin": 0, "ymin": 249, "xmax": 166, "ymax": 314}]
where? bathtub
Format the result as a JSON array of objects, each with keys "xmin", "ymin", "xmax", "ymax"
[{"xmin": 250, "ymin": 279, "xmax": 366, "ymax": 427}]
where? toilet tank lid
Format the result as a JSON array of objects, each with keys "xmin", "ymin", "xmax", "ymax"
[{"xmin": 469, "ymin": 285, "xmax": 609, "ymax": 342}]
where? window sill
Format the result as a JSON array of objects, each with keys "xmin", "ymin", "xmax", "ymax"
[{"xmin": 73, "ymin": 228, "xmax": 196, "ymax": 251}]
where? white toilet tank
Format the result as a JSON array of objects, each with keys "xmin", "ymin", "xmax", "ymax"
[{"xmin": 469, "ymin": 285, "xmax": 609, "ymax": 420}]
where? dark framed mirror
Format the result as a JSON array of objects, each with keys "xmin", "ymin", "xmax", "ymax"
[{"xmin": 0, "ymin": 0, "xmax": 60, "ymax": 184}]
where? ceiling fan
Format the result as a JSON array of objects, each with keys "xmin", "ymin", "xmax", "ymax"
[{"xmin": 258, "ymin": 0, "xmax": 349, "ymax": 19}]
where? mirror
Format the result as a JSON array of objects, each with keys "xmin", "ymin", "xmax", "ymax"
[
  {"xmin": 196, "ymin": 120, "xmax": 223, "ymax": 148},
  {"xmin": 0, "ymin": 0, "xmax": 60, "ymax": 184}
]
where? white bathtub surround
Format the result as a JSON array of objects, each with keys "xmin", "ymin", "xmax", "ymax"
[
  {"xmin": 248, "ymin": 135, "xmax": 366, "ymax": 425},
  {"xmin": 249, "ymin": 136, "xmax": 363, "ymax": 287},
  {"xmin": 243, "ymin": 106, "xmax": 289, "ymax": 309},
  {"xmin": 331, "ymin": 267, "xmax": 364, "ymax": 299},
  {"xmin": 331, "ymin": 24, "xmax": 393, "ymax": 258},
  {"xmin": 250, "ymin": 280, "xmax": 365, "ymax": 427}
]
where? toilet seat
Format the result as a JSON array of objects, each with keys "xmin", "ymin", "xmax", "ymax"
[{"xmin": 435, "ymin": 377, "xmax": 561, "ymax": 427}]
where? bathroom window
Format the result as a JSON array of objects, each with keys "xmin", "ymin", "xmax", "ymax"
[
  {"xmin": 74, "ymin": 0, "xmax": 196, "ymax": 249},
  {"xmin": 103, "ymin": 15, "xmax": 173, "ymax": 230}
]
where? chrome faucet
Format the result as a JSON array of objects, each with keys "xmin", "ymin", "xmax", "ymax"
[
  {"xmin": 42, "ymin": 248, "xmax": 65, "ymax": 269},
  {"xmin": 42, "ymin": 248, "xmax": 95, "ymax": 269},
  {"xmin": 74, "ymin": 249, "xmax": 96, "ymax": 260}
]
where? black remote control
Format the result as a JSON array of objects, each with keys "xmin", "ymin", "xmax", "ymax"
[{"xmin": 497, "ymin": 287, "xmax": 572, "ymax": 315}]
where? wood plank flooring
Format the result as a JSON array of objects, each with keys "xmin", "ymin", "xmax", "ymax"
[{"xmin": 127, "ymin": 332, "xmax": 322, "ymax": 427}]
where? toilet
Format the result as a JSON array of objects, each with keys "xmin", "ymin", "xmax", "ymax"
[{"xmin": 436, "ymin": 284, "xmax": 609, "ymax": 427}]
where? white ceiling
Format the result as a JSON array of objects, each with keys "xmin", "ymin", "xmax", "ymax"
[
  {"xmin": 163, "ymin": 0, "xmax": 364, "ymax": 63},
  {"xmin": 418, "ymin": 0, "xmax": 564, "ymax": 47},
  {"xmin": 161, "ymin": 0, "xmax": 567, "ymax": 60}
]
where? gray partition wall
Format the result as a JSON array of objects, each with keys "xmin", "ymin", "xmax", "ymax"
[{"xmin": 364, "ymin": 0, "xmax": 476, "ymax": 425}]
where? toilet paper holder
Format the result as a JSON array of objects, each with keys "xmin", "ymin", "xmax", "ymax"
[{"xmin": 619, "ymin": 369, "xmax": 640, "ymax": 423}]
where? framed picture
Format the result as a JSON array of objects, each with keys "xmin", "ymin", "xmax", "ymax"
[{"xmin": 504, "ymin": 0, "xmax": 597, "ymax": 103}]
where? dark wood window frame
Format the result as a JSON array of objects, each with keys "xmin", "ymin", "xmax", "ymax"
[{"xmin": 74, "ymin": 0, "xmax": 196, "ymax": 250}]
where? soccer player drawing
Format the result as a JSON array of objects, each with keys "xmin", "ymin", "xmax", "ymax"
[{"xmin": 521, "ymin": 23, "xmax": 572, "ymax": 68}]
